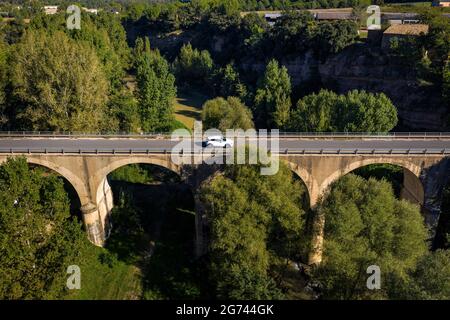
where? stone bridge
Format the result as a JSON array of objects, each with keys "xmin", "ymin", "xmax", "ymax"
[{"xmin": 1, "ymin": 149, "xmax": 448, "ymax": 265}]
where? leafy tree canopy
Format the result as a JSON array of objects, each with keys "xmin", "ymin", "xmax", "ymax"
[
  {"xmin": 173, "ymin": 43, "xmax": 214, "ymax": 88},
  {"xmin": 202, "ymin": 96, "xmax": 254, "ymax": 131},
  {"xmin": 290, "ymin": 89, "xmax": 398, "ymax": 132},
  {"xmin": 201, "ymin": 161, "xmax": 308, "ymax": 299},
  {"xmin": 135, "ymin": 37, "xmax": 177, "ymax": 132},
  {"xmin": 314, "ymin": 174, "xmax": 428, "ymax": 299},
  {"xmin": 254, "ymin": 59, "xmax": 292, "ymax": 129},
  {"xmin": 10, "ymin": 30, "xmax": 110, "ymax": 132},
  {"xmin": 0, "ymin": 157, "xmax": 86, "ymax": 299}
]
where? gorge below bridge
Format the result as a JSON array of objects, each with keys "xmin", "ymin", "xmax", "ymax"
[{"xmin": 1, "ymin": 132, "xmax": 450, "ymax": 265}]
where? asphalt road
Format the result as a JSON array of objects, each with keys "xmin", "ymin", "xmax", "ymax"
[{"xmin": 1, "ymin": 137, "xmax": 450, "ymax": 153}]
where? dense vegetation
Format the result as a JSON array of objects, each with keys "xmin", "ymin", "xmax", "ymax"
[
  {"xmin": 0, "ymin": 1, "xmax": 392, "ymax": 133},
  {"xmin": 290, "ymin": 89, "xmax": 398, "ymax": 132},
  {"xmin": 0, "ymin": 157, "xmax": 86, "ymax": 299},
  {"xmin": 0, "ymin": 0, "xmax": 448, "ymax": 301},
  {"xmin": 202, "ymin": 96, "xmax": 254, "ymax": 131},
  {"xmin": 314, "ymin": 174, "xmax": 450, "ymax": 299},
  {"xmin": 201, "ymin": 161, "xmax": 309, "ymax": 299}
]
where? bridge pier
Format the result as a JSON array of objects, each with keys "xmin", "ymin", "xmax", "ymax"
[
  {"xmin": 81, "ymin": 202, "xmax": 107, "ymax": 246},
  {"xmin": 80, "ymin": 177, "xmax": 114, "ymax": 247},
  {"xmin": 308, "ymin": 209, "xmax": 325, "ymax": 265}
]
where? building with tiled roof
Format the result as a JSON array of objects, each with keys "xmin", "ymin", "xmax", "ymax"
[{"xmin": 381, "ymin": 24, "xmax": 429, "ymax": 51}]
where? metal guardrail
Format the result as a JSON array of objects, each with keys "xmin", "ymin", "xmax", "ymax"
[
  {"xmin": 0, "ymin": 148, "xmax": 449, "ymax": 155},
  {"xmin": 1, "ymin": 131, "xmax": 450, "ymax": 139}
]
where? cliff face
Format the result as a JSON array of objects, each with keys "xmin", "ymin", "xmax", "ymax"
[
  {"xmin": 240, "ymin": 44, "xmax": 446, "ymax": 130},
  {"xmin": 241, "ymin": 44, "xmax": 447, "ymax": 131},
  {"xmin": 123, "ymin": 20, "xmax": 447, "ymax": 131},
  {"xmin": 318, "ymin": 44, "xmax": 447, "ymax": 131}
]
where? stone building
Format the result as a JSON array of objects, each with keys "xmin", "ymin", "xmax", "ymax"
[{"xmin": 381, "ymin": 24, "xmax": 429, "ymax": 52}]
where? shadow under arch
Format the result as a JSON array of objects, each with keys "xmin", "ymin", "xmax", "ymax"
[
  {"xmin": 320, "ymin": 158, "xmax": 424, "ymax": 207},
  {"xmin": 99, "ymin": 160, "xmax": 200, "ymax": 298},
  {"xmin": 97, "ymin": 157, "xmax": 181, "ymax": 180},
  {"xmin": 93, "ymin": 157, "xmax": 183, "ymax": 209}
]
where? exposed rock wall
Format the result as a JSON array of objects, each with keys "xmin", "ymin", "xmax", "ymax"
[
  {"xmin": 123, "ymin": 20, "xmax": 447, "ymax": 131},
  {"xmin": 319, "ymin": 44, "xmax": 447, "ymax": 131},
  {"xmin": 241, "ymin": 44, "xmax": 447, "ymax": 131}
]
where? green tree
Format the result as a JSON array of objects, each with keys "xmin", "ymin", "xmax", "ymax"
[
  {"xmin": 254, "ymin": 59, "xmax": 292, "ymax": 129},
  {"xmin": 290, "ymin": 89, "xmax": 398, "ymax": 132},
  {"xmin": 0, "ymin": 157, "xmax": 86, "ymax": 299},
  {"xmin": 313, "ymin": 21, "xmax": 358, "ymax": 60},
  {"xmin": 0, "ymin": 39, "xmax": 8, "ymax": 126},
  {"xmin": 108, "ymin": 90, "xmax": 141, "ymax": 133},
  {"xmin": 202, "ymin": 96, "xmax": 254, "ymax": 131},
  {"xmin": 11, "ymin": 30, "xmax": 110, "ymax": 132},
  {"xmin": 201, "ymin": 162, "xmax": 307, "ymax": 299},
  {"xmin": 241, "ymin": 12, "xmax": 269, "ymax": 51},
  {"xmin": 420, "ymin": 10, "xmax": 450, "ymax": 74},
  {"xmin": 402, "ymin": 250, "xmax": 450, "ymax": 300},
  {"xmin": 127, "ymin": 2, "xmax": 147, "ymax": 20},
  {"xmin": 216, "ymin": 267, "xmax": 284, "ymax": 300},
  {"xmin": 216, "ymin": 63, "xmax": 247, "ymax": 100},
  {"xmin": 290, "ymin": 89, "xmax": 337, "ymax": 132},
  {"xmin": 205, "ymin": 5, "xmax": 241, "ymax": 33},
  {"xmin": 270, "ymin": 11, "xmax": 315, "ymax": 55},
  {"xmin": 68, "ymin": 19, "xmax": 125, "ymax": 93},
  {"xmin": 135, "ymin": 39, "xmax": 177, "ymax": 132},
  {"xmin": 134, "ymin": 36, "xmax": 151, "ymax": 66},
  {"xmin": 28, "ymin": 10, "xmax": 130, "ymax": 94},
  {"xmin": 314, "ymin": 174, "xmax": 428, "ymax": 299},
  {"xmin": 173, "ymin": 43, "xmax": 214, "ymax": 88},
  {"xmin": 443, "ymin": 58, "xmax": 450, "ymax": 107}
]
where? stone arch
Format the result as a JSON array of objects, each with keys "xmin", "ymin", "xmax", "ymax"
[
  {"xmin": 308, "ymin": 157, "xmax": 425, "ymax": 266},
  {"xmin": 282, "ymin": 159, "xmax": 319, "ymax": 207},
  {"xmin": 92, "ymin": 156, "xmax": 182, "ymax": 229},
  {"xmin": 318, "ymin": 157, "xmax": 424, "ymax": 205},
  {"xmin": 95, "ymin": 156, "xmax": 181, "ymax": 186},
  {"xmin": 91, "ymin": 156, "xmax": 198, "ymax": 249},
  {"xmin": 94, "ymin": 157, "xmax": 181, "ymax": 200},
  {"xmin": 15, "ymin": 157, "xmax": 90, "ymax": 206}
]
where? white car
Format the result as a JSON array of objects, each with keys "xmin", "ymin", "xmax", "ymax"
[{"xmin": 203, "ymin": 135, "xmax": 234, "ymax": 148}]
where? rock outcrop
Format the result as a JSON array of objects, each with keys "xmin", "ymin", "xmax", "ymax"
[{"xmin": 318, "ymin": 44, "xmax": 447, "ymax": 131}]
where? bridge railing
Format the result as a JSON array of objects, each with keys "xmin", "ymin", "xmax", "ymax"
[
  {"xmin": 0, "ymin": 147, "xmax": 449, "ymax": 155},
  {"xmin": 1, "ymin": 131, "xmax": 450, "ymax": 139}
]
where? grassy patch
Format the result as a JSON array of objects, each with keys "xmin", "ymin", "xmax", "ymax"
[
  {"xmin": 63, "ymin": 243, "xmax": 142, "ymax": 300},
  {"xmin": 174, "ymin": 89, "xmax": 210, "ymax": 130}
]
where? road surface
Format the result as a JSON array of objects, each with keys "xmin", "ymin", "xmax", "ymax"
[{"xmin": 1, "ymin": 136, "xmax": 450, "ymax": 154}]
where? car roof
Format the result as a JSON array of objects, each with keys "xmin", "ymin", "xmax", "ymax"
[{"xmin": 207, "ymin": 135, "xmax": 223, "ymax": 140}]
